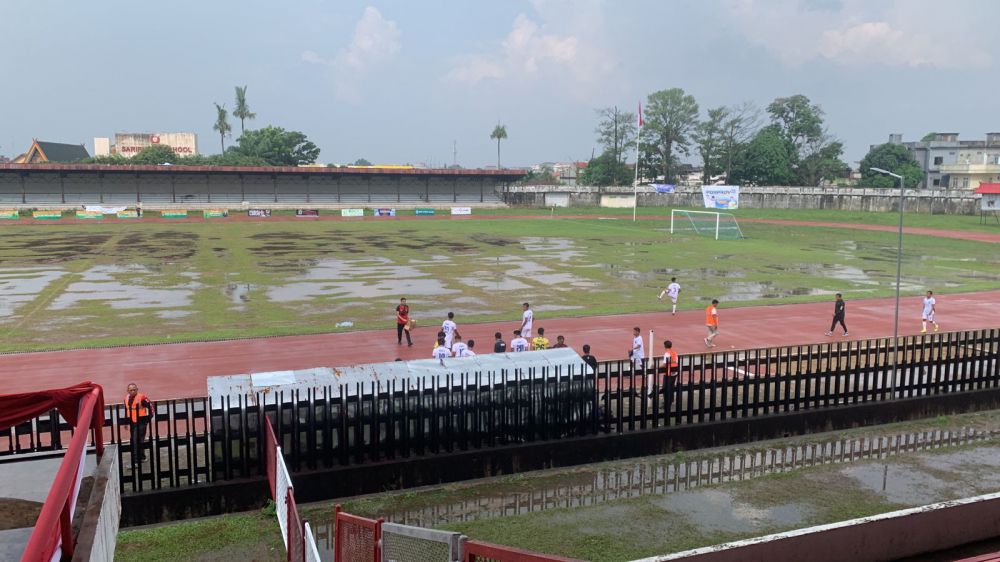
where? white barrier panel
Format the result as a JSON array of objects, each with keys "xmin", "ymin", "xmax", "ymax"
[
  {"xmin": 274, "ymin": 446, "xmax": 293, "ymax": 546},
  {"xmin": 381, "ymin": 522, "xmax": 464, "ymax": 562},
  {"xmin": 304, "ymin": 521, "xmax": 323, "ymax": 562},
  {"xmin": 450, "ymin": 207, "xmax": 471, "ymax": 215}
]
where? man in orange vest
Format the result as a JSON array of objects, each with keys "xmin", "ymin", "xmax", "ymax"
[
  {"xmin": 124, "ymin": 383, "xmax": 153, "ymax": 462},
  {"xmin": 705, "ymin": 299, "xmax": 720, "ymax": 348}
]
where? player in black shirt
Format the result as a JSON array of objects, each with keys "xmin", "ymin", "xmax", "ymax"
[
  {"xmin": 825, "ymin": 293, "xmax": 848, "ymax": 336},
  {"xmin": 493, "ymin": 331, "xmax": 507, "ymax": 353},
  {"xmin": 581, "ymin": 344, "xmax": 598, "ymax": 371}
]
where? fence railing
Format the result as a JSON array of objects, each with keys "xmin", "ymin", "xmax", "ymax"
[{"xmin": 1, "ymin": 330, "xmax": 997, "ymax": 496}]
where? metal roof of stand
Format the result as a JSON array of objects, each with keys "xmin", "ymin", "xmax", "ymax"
[{"xmin": 207, "ymin": 348, "xmax": 591, "ymax": 408}]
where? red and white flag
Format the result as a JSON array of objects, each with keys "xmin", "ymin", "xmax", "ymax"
[{"xmin": 638, "ymin": 102, "xmax": 643, "ymax": 127}]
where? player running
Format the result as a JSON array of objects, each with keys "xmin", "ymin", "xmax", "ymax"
[
  {"xmin": 658, "ymin": 277, "xmax": 681, "ymax": 315},
  {"xmin": 921, "ymin": 291, "xmax": 939, "ymax": 333},
  {"xmin": 704, "ymin": 299, "xmax": 720, "ymax": 348}
]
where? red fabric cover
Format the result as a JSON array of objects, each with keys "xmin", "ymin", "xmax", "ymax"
[{"xmin": 0, "ymin": 381, "xmax": 105, "ymax": 432}]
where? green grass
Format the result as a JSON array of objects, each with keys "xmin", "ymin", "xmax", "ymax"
[
  {"xmin": 0, "ymin": 209, "xmax": 997, "ymax": 352},
  {"xmin": 115, "ymin": 508, "xmax": 284, "ymax": 562}
]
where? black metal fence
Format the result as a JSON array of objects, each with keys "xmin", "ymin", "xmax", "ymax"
[{"xmin": 1, "ymin": 329, "xmax": 997, "ymax": 494}]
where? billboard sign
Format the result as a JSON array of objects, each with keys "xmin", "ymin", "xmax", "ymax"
[
  {"xmin": 296, "ymin": 209, "xmax": 320, "ymax": 217},
  {"xmin": 248, "ymin": 209, "xmax": 272, "ymax": 217},
  {"xmin": 701, "ymin": 185, "xmax": 740, "ymax": 209},
  {"xmin": 341, "ymin": 208, "xmax": 364, "ymax": 217},
  {"xmin": 415, "ymin": 208, "xmax": 435, "ymax": 216},
  {"xmin": 374, "ymin": 208, "xmax": 396, "ymax": 217},
  {"xmin": 450, "ymin": 207, "xmax": 472, "ymax": 215},
  {"xmin": 115, "ymin": 132, "xmax": 198, "ymax": 157}
]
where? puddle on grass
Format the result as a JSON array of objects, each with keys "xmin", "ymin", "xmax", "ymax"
[
  {"xmin": 267, "ymin": 258, "xmax": 459, "ymax": 302},
  {"xmin": 223, "ymin": 283, "xmax": 256, "ymax": 308},
  {"xmin": 306, "ymin": 425, "xmax": 1000, "ymax": 554},
  {"xmin": 49, "ymin": 265, "xmax": 201, "ymax": 311},
  {"xmin": 0, "ymin": 268, "xmax": 67, "ymax": 319}
]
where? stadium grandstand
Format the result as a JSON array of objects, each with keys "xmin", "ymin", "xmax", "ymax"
[{"xmin": 0, "ymin": 164, "xmax": 525, "ymax": 208}]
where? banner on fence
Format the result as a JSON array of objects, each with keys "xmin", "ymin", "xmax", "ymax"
[
  {"xmin": 341, "ymin": 208, "xmax": 364, "ymax": 217},
  {"xmin": 296, "ymin": 209, "xmax": 319, "ymax": 217},
  {"xmin": 0, "ymin": 210, "xmax": 19, "ymax": 220},
  {"xmin": 32, "ymin": 210, "xmax": 63, "ymax": 220},
  {"xmin": 701, "ymin": 185, "xmax": 740, "ymax": 209},
  {"xmin": 653, "ymin": 184, "xmax": 676, "ymax": 193},
  {"xmin": 450, "ymin": 207, "xmax": 472, "ymax": 215},
  {"xmin": 75, "ymin": 210, "xmax": 103, "ymax": 220},
  {"xmin": 415, "ymin": 208, "xmax": 435, "ymax": 216},
  {"xmin": 203, "ymin": 209, "xmax": 228, "ymax": 218},
  {"xmin": 84, "ymin": 205, "xmax": 127, "ymax": 214},
  {"xmin": 161, "ymin": 210, "xmax": 188, "ymax": 218},
  {"xmin": 248, "ymin": 209, "xmax": 271, "ymax": 218},
  {"xmin": 116, "ymin": 209, "xmax": 139, "ymax": 219},
  {"xmin": 374, "ymin": 208, "xmax": 396, "ymax": 217}
]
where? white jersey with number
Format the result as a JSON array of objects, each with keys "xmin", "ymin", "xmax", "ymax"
[
  {"xmin": 667, "ymin": 282, "xmax": 681, "ymax": 301},
  {"xmin": 521, "ymin": 309, "xmax": 534, "ymax": 336},
  {"xmin": 458, "ymin": 348, "xmax": 476, "ymax": 358},
  {"xmin": 510, "ymin": 337, "xmax": 529, "ymax": 352},
  {"xmin": 632, "ymin": 335, "xmax": 645, "ymax": 361},
  {"xmin": 922, "ymin": 297, "xmax": 936, "ymax": 319},
  {"xmin": 451, "ymin": 342, "xmax": 468, "ymax": 357},
  {"xmin": 432, "ymin": 346, "xmax": 451, "ymax": 360},
  {"xmin": 442, "ymin": 320, "xmax": 457, "ymax": 347}
]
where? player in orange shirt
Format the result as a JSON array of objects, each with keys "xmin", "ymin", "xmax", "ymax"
[{"xmin": 704, "ymin": 299, "xmax": 720, "ymax": 348}]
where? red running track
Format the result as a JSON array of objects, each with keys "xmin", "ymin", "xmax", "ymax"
[{"xmin": 2, "ymin": 290, "xmax": 997, "ymax": 402}]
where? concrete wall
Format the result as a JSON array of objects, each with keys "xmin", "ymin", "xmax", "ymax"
[
  {"xmin": 502, "ymin": 185, "xmax": 984, "ymax": 215},
  {"xmin": 72, "ymin": 447, "xmax": 120, "ymax": 562}
]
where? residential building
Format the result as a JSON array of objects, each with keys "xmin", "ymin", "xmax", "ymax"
[
  {"xmin": 882, "ymin": 132, "xmax": 1000, "ymax": 189},
  {"xmin": 12, "ymin": 140, "xmax": 90, "ymax": 163}
]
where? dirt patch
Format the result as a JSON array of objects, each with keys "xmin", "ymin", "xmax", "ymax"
[{"xmin": 0, "ymin": 497, "xmax": 43, "ymax": 530}]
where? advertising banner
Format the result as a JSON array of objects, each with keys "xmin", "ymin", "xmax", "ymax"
[
  {"xmin": 161, "ymin": 210, "xmax": 188, "ymax": 218},
  {"xmin": 203, "ymin": 209, "xmax": 228, "ymax": 218},
  {"xmin": 341, "ymin": 208, "xmax": 364, "ymax": 217},
  {"xmin": 115, "ymin": 132, "xmax": 198, "ymax": 157},
  {"xmin": 415, "ymin": 208, "xmax": 435, "ymax": 216},
  {"xmin": 84, "ymin": 205, "xmax": 127, "ymax": 214},
  {"xmin": 701, "ymin": 185, "xmax": 740, "ymax": 209},
  {"xmin": 116, "ymin": 209, "xmax": 139, "ymax": 219},
  {"xmin": 450, "ymin": 207, "xmax": 472, "ymax": 215},
  {"xmin": 33, "ymin": 211, "xmax": 63, "ymax": 220},
  {"xmin": 75, "ymin": 210, "xmax": 104, "ymax": 220},
  {"xmin": 652, "ymin": 184, "xmax": 676, "ymax": 193},
  {"xmin": 374, "ymin": 208, "xmax": 396, "ymax": 217},
  {"xmin": 295, "ymin": 209, "xmax": 320, "ymax": 217},
  {"xmin": 248, "ymin": 209, "xmax": 272, "ymax": 218},
  {"xmin": 0, "ymin": 210, "xmax": 19, "ymax": 220}
]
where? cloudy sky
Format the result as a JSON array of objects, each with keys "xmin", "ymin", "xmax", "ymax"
[{"xmin": 2, "ymin": 0, "xmax": 997, "ymax": 168}]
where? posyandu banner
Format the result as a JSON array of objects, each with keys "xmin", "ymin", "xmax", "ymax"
[
  {"xmin": 161, "ymin": 210, "xmax": 188, "ymax": 218},
  {"xmin": 0, "ymin": 210, "xmax": 19, "ymax": 220},
  {"xmin": 75, "ymin": 210, "xmax": 103, "ymax": 220},
  {"xmin": 203, "ymin": 209, "xmax": 228, "ymax": 218},
  {"xmin": 33, "ymin": 210, "xmax": 63, "ymax": 220},
  {"xmin": 116, "ymin": 209, "xmax": 139, "ymax": 218},
  {"xmin": 701, "ymin": 185, "xmax": 740, "ymax": 210}
]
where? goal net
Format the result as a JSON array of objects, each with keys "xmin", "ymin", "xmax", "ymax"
[{"xmin": 670, "ymin": 209, "xmax": 744, "ymax": 240}]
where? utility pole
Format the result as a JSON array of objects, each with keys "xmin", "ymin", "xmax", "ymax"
[{"xmin": 453, "ymin": 140, "xmax": 457, "ymax": 168}]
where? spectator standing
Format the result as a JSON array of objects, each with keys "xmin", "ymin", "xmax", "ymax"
[
  {"xmin": 532, "ymin": 327, "xmax": 550, "ymax": 350},
  {"xmin": 552, "ymin": 335, "xmax": 567, "ymax": 348},
  {"xmin": 395, "ymin": 297, "xmax": 413, "ymax": 346},
  {"xmin": 493, "ymin": 331, "xmax": 507, "ymax": 353},
  {"xmin": 825, "ymin": 293, "xmax": 848, "ymax": 336},
  {"xmin": 520, "ymin": 303, "xmax": 534, "ymax": 338},
  {"xmin": 124, "ymin": 383, "xmax": 153, "ymax": 462}
]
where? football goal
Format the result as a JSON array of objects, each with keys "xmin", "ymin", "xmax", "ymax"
[{"xmin": 670, "ymin": 209, "xmax": 744, "ymax": 240}]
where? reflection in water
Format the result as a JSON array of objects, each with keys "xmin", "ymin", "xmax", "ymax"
[
  {"xmin": 0, "ymin": 267, "xmax": 66, "ymax": 319},
  {"xmin": 49, "ymin": 265, "xmax": 201, "ymax": 311},
  {"xmin": 307, "ymin": 427, "xmax": 1000, "ymax": 559}
]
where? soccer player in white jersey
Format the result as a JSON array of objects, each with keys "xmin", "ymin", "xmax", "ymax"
[
  {"xmin": 432, "ymin": 336, "xmax": 452, "ymax": 360},
  {"xmin": 921, "ymin": 290, "xmax": 939, "ymax": 333},
  {"xmin": 630, "ymin": 326, "xmax": 645, "ymax": 371},
  {"xmin": 510, "ymin": 329, "xmax": 529, "ymax": 353},
  {"xmin": 442, "ymin": 312, "xmax": 458, "ymax": 349},
  {"xmin": 450, "ymin": 334, "xmax": 469, "ymax": 358},
  {"xmin": 658, "ymin": 277, "xmax": 682, "ymax": 315},
  {"xmin": 458, "ymin": 339, "xmax": 477, "ymax": 357},
  {"xmin": 520, "ymin": 302, "xmax": 534, "ymax": 338}
]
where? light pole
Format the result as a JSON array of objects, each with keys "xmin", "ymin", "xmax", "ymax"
[{"xmin": 870, "ymin": 167, "xmax": 905, "ymax": 394}]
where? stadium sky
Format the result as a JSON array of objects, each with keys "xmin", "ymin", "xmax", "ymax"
[{"xmin": 2, "ymin": 0, "xmax": 998, "ymax": 169}]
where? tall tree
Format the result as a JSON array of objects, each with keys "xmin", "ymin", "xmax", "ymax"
[
  {"xmin": 578, "ymin": 151, "xmax": 632, "ymax": 186},
  {"xmin": 640, "ymin": 88, "xmax": 699, "ymax": 183},
  {"xmin": 233, "ymin": 86, "xmax": 256, "ymax": 134},
  {"xmin": 730, "ymin": 125, "xmax": 797, "ymax": 186},
  {"xmin": 212, "ymin": 103, "xmax": 231, "ymax": 152},
  {"xmin": 719, "ymin": 102, "xmax": 762, "ymax": 183},
  {"xmin": 490, "ymin": 124, "xmax": 507, "ymax": 168},
  {"xmin": 766, "ymin": 94, "xmax": 847, "ymax": 185},
  {"xmin": 695, "ymin": 107, "xmax": 728, "ymax": 184},
  {"xmin": 595, "ymin": 106, "xmax": 637, "ymax": 175},
  {"xmin": 858, "ymin": 143, "xmax": 923, "ymax": 188},
  {"xmin": 231, "ymin": 125, "xmax": 320, "ymax": 166}
]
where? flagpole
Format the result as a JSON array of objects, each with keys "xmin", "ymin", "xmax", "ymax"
[{"xmin": 633, "ymin": 102, "xmax": 642, "ymax": 222}]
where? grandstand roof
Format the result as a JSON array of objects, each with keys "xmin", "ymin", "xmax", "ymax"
[{"xmin": 0, "ymin": 162, "xmax": 526, "ymax": 180}]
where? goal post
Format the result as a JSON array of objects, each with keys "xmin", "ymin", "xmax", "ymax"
[{"xmin": 670, "ymin": 209, "xmax": 744, "ymax": 240}]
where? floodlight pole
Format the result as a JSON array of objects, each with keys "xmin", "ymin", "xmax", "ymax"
[{"xmin": 871, "ymin": 167, "xmax": 905, "ymax": 395}]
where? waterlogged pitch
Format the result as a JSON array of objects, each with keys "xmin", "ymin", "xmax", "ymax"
[{"xmin": 0, "ymin": 211, "xmax": 998, "ymax": 351}]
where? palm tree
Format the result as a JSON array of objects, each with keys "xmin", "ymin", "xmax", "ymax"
[
  {"xmin": 233, "ymin": 85, "xmax": 256, "ymax": 134},
  {"xmin": 490, "ymin": 123, "xmax": 507, "ymax": 169},
  {"xmin": 212, "ymin": 103, "xmax": 232, "ymax": 152}
]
